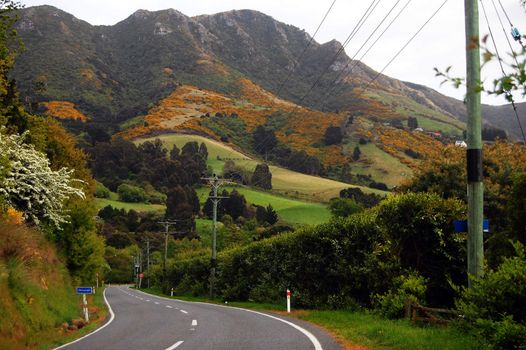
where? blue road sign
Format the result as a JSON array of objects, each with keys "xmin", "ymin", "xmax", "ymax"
[
  {"xmin": 76, "ymin": 287, "xmax": 93, "ymax": 294},
  {"xmin": 453, "ymin": 220, "xmax": 489, "ymax": 233}
]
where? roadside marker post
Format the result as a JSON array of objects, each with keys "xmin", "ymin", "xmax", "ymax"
[
  {"xmin": 76, "ymin": 287, "xmax": 93, "ymax": 323},
  {"xmin": 287, "ymin": 289, "xmax": 291, "ymax": 313},
  {"xmin": 171, "ymin": 287, "xmax": 174, "ymax": 297}
]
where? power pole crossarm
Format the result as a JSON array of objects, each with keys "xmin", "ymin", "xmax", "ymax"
[{"xmin": 465, "ymin": 0, "xmax": 484, "ymax": 285}]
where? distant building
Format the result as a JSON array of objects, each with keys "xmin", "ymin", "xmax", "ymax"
[{"xmin": 455, "ymin": 140, "xmax": 467, "ymax": 148}]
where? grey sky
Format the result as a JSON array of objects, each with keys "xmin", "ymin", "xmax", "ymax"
[{"xmin": 20, "ymin": 0, "xmax": 526, "ymax": 105}]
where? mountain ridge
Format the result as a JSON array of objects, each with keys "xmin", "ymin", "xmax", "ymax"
[{"xmin": 11, "ymin": 5, "xmax": 526, "ymax": 140}]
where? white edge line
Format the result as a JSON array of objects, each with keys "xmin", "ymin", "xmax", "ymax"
[
  {"xmin": 165, "ymin": 340, "xmax": 184, "ymax": 350},
  {"xmin": 53, "ymin": 288, "xmax": 116, "ymax": 350},
  {"xmin": 131, "ymin": 287, "xmax": 322, "ymax": 350}
]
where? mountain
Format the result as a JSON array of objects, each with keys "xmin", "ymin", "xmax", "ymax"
[{"xmin": 10, "ymin": 6, "xmax": 525, "ymax": 145}]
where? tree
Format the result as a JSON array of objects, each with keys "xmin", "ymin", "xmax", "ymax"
[
  {"xmin": 198, "ymin": 142, "xmax": 208, "ymax": 160},
  {"xmin": 252, "ymin": 125, "xmax": 277, "ymax": 156},
  {"xmin": 352, "ymin": 146, "xmax": 361, "ymax": 161},
  {"xmin": 328, "ymin": 198, "xmax": 363, "ymax": 217},
  {"xmin": 0, "ymin": 131, "xmax": 85, "ymax": 227},
  {"xmin": 251, "ymin": 163, "xmax": 272, "ymax": 189},
  {"xmin": 407, "ymin": 117, "xmax": 419, "ymax": 129},
  {"xmin": 265, "ymin": 204, "xmax": 278, "ymax": 225},
  {"xmin": 165, "ymin": 185, "xmax": 198, "ymax": 238},
  {"xmin": 376, "ymin": 192, "xmax": 466, "ymax": 306},
  {"xmin": 324, "ymin": 126, "xmax": 343, "ymax": 145}
]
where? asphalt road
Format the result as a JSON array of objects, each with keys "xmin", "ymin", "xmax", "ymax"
[{"xmin": 57, "ymin": 286, "xmax": 341, "ymax": 350}]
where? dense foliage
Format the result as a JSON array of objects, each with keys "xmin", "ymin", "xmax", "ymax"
[{"xmin": 169, "ymin": 192, "xmax": 464, "ymax": 309}]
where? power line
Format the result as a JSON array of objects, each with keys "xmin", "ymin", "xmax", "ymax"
[
  {"xmin": 480, "ymin": 0, "xmax": 526, "ymax": 142},
  {"xmin": 314, "ymin": 0, "xmax": 408, "ymax": 110},
  {"xmin": 245, "ymin": 0, "xmax": 382, "ymax": 173},
  {"xmin": 489, "ymin": 0, "xmax": 521, "ymax": 67},
  {"xmin": 356, "ymin": 0, "xmax": 450, "ymax": 99},
  {"xmin": 274, "ymin": 0, "xmax": 337, "ymax": 97}
]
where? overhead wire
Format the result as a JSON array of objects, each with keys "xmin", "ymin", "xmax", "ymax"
[
  {"xmin": 355, "ymin": 0, "xmax": 450, "ymax": 99},
  {"xmin": 242, "ymin": 0, "xmax": 384, "ymax": 189},
  {"xmin": 274, "ymin": 0, "xmax": 337, "ymax": 98},
  {"xmin": 489, "ymin": 0, "xmax": 521, "ymax": 67},
  {"xmin": 480, "ymin": 0, "xmax": 526, "ymax": 142},
  {"xmin": 314, "ymin": 0, "xmax": 410, "ymax": 110}
]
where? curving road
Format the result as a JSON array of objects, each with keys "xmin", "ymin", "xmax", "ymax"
[{"xmin": 57, "ymin": 286, "xmax": 341, "ymax": 350}]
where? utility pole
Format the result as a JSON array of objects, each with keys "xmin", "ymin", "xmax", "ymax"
[
  {"xmin": 158, "ymin": 220, "xmax": 180, "ymax": 284},
  {"xmin": 201, "ymin": 175, "xmax": 229, "ymax": 297},
  {"xmin": 146, "ymin": 239, "xmax": 150, "ymax": 289},
  {"xmin": 465, "ymin": 0, "xmax": 484, "ymax": 285}
]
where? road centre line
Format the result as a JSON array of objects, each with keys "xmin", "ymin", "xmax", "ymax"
[
  {"xmin": 166, "ymin": 305, "xmax": 173, "ymax": 309},
  {"xmin": 129, "ymin": 287, "xmax": 323, "ymax": 350},
  {"xmin": 192, "ymin": 320, "xmax": 197, "ymax": 326},
  {"xmin": 165, "ymin": 340, "xmax": 184, "ymax": 350},
  {"xmin": 180, "ymin": 310, "xmax": 188, "ymax": 314}
]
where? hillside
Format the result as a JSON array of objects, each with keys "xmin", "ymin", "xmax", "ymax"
[
  {"xmin": 12, "ymin": 6, "xmax": 472, "ymax": 128},
  {"xmin": 135, "ymin": 133, "xmax": 385, "ymax": 201}
]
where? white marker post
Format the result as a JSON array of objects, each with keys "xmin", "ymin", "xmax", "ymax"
[
  {"xmin": 171, "ymin": 287, "xmax": 174, "ymax": 297},
  {"xmin": 286, "ymin": 289, "xmax": 291, "ymax": 313},
  {"xmin": 76, "ymin": 287, "xmax": 93, "ymax": 323},
  {"xmin": 83, "ymin": 294, "xmax": 89, "ymax": 322}
]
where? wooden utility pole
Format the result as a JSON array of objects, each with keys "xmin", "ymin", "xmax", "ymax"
[
  {"xmin": 146, "ymin": 239, "xmax": 150, "ymax": 289},
  {"xmin": 158, "ymin": 220, "xmax": 180, "ymax": 283},
  {"xmin": 465, "ymin": 0, "xmax": 484, "ymax": 285},
  {"xmin": 201, "ymin": 176, "xmax": 229, "ymax": 297}
]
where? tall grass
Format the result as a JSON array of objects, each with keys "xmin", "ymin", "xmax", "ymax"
[{"xmin": 0, "ymin": 222, "xmax": 81, "ymax": 349}]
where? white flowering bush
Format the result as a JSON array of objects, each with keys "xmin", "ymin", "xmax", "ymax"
[{"xmin": 0, "ymin": 130, "xmax": 85, "ymax": 227}]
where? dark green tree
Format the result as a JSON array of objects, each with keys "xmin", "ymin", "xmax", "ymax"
[
  {"xmin": 251, "ymin": 163, "xmax": 272, "ymax": 189},
  {"xmin": 352, "ymin": 146, "xmax": 361, "ymax": 161},
  {"xmin": 265, "ymin": 204, "xmax": 278, "ymax": 225},
  {"xmin": 252, "ymin": 125, "xmax": 277, "ymax": 156},
  {"xmin": 324, "ymin": 126, "xmax": 343, "ymax": 145},
  {"xmin": 407, "ymin": 117, "xmax": 419, "ymax": 129}
]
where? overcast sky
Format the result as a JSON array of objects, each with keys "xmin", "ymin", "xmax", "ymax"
[{"xmin": 21, "ymin": 0, "xmax": 526, "ymax": 105}]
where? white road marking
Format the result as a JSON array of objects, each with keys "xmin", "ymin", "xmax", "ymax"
[
  {"xmin": 166, "ymin": 305, "xmax": 173, "ymax": 309},
  {"xmin": 130, "ymin": 287, "xmax": 323, "ymax": 350},
  {"xmin": 165, "ymin": 340, "xmax": 184, "ymax": 350},
  {"xmin": 155, "ymin": 302, "xmax": 160, "ymax": 305},
  {"xmin": 192, "ymin": 319, "xmax": 197, "ymax": 326},
  {"xmin": 146, "ymin": 299, "xmax": 150, "ymax": 302},
  {"xmin": 180, "ymin": 310, "xmax": 188, "ymax": 314},
  {"xmin": 53, "ymin": 288, "xmax": 116, "ymax": 350}
]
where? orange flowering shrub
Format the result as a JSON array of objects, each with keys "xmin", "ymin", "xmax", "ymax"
[{"xmin": 42, "ymin": 101, "xmax": 89, "ymax": 122}]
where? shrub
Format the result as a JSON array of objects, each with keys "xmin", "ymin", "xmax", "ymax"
[
  {"xmin": 376, "ymin": 192, "xmax": 466, "ymax": 306},
  {"xmin": 455, "ymin": 243, "xmax": 526, "ymax": 349},
  {"xmin": 95, "ymin": 181, "xmax": 111, "ymax": 198},
  {"xmin": 374, "ymin": 272, "xmax": 427, "ymax": 319},
  {"xmin": 117, "ymin": 183, "xmax": 149, "ymax": 203},
  {"xmin": 170, "ymin": 212, "xmax": 397, "ymax": 308}
]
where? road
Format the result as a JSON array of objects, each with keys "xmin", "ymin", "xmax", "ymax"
[{"xmin": 57, "ymin": 286, "xmax": 341, "ymax": 350}]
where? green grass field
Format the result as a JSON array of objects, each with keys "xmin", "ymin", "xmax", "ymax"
[
  {"xmin": 95, "ymin": 186, "xmax": 331, "ymax": 225},
  {"xmin": 196, "ymin": 186, "xmax": 331, "ymax": 225},
  {"xmin": 95, "ymin": 198, "xmax": 166, "ymax": 213},
  {"xmin": 345, "ymin": 142, "xmax": 412, "ymax": 188},
  {"xmin": 136, "ymin": 133, "xmax": 385, "ymax": 202}
]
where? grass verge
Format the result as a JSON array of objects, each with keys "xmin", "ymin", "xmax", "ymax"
[
  {"xmin": 37, "ymin": 287, "xmax": 109, "ymax": 350},
  {"xmin": 135, "ymin": 288, "xmax": 486, "ymax": 350}
]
